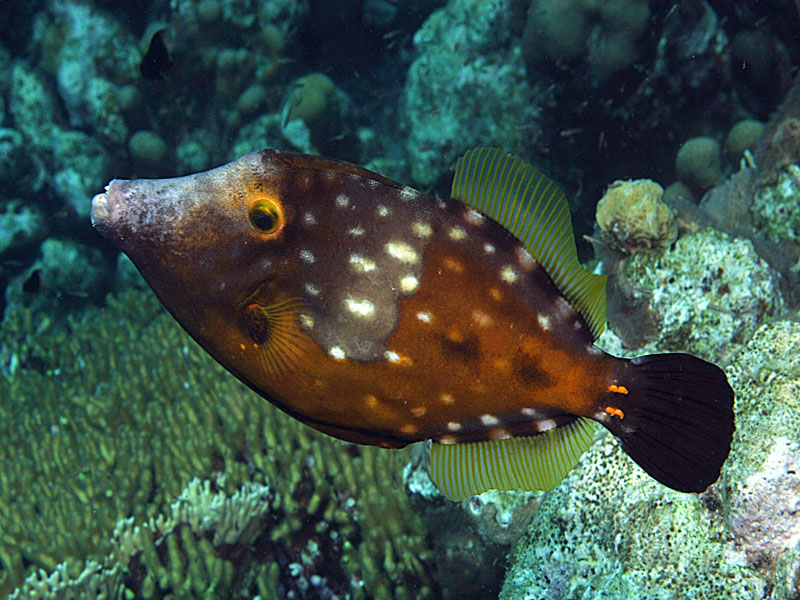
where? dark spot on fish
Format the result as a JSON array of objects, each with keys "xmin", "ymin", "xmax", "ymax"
[
  {"xmin": 440, "ymin": 333, "xmax": 480, "ymax": 363},
  {"xmin": 240, "ymin": 304, "xmax": 272, "ymax": 344},
  {"xmin": 513, "ymin": 352, "xmax": 554, "ymax": 388}
]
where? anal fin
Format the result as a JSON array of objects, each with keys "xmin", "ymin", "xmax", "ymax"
[{"xmin": 430, "ymin": 418, "xmax": 596, "ymax": 501}]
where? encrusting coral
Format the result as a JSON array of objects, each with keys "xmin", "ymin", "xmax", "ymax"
[{"xmin": 0, "ymin": 289, "xmax": 436, "ymax": 599}]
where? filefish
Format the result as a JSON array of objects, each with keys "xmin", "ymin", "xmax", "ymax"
[{"xmin": 90, "ymin": 147, "xmax": 734, "ymax": 501}]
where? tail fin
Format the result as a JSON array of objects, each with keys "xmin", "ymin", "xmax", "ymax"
[{"xmin": 601, "ymin": 353, "xmax": 735, "ymax": 493}]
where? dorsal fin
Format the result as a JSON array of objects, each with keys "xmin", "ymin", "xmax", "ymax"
[{"xmin": 451, "ymin": 147, "xmax": 607, "ymax": 339}]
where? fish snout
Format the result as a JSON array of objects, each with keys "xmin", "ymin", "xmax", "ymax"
[{"xmin": 90, "ymin": 180, "xmax": 128, "ymax": 240}]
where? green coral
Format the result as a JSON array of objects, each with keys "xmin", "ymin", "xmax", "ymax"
[
  {"xmin": 620, "ymin": 228, "xmax": 783, "ymax": 362},
  {"xmin": 0, "ymin": 289, "xmax": 436, "ymax": 599}
]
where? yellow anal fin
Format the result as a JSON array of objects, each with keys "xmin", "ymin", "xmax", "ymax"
[
  {"xmin": 240, "ymin": 298, "xmax": 311, "ymax": 379},
  {"xmin": 430, "ymin": 418, "xmax": 596, "ymax": 501},
  {"xmin": 451, "ymin": 147, "xmax": 607, "ymax": 339}
]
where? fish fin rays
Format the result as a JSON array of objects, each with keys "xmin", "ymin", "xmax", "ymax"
[
  {"xmin": 430, "ymin": 418, "xmax": 597, "ymax": 501},
  {"xmin": 240, "ymin": 298, "xmax": 312, "ymax": 380},
  {"xmin": 451, "ymin": 147, "xmax": 607, "ymax": 339},
  {"xmin": 602, "ymin": 353, "xmax": 735, "ymax": 493}
]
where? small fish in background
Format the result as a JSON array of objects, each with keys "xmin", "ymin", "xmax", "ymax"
[{"xmin": 90, "ymin": 147, "xmax": 735, "ymax": 501}]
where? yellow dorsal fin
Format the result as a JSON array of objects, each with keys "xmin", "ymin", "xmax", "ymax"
[
  {"xmin": 451, "ymin": 147, "xmax": 607, "ymax": 339},
  {"xmin": 430, "ymin": 418, "xmax": 596, "ymax": 501}
]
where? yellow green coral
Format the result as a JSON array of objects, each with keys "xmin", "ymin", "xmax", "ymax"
[{"xmin": 0, "ymin": 289, "xmax": 435, "ymax": 598}]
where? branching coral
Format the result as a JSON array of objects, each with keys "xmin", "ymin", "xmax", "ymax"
[{"xmin": 0, "ymin": 289, "xmax": 436, "ymax": 599}]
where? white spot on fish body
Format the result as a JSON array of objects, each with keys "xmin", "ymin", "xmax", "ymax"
[
  {"xmin": 449, "ymin": 226, "xmax": 467, "ymax": 241},
  {"xmin": 384, "ymin": 241, "xmax": 418, "ymax": 264},
  {"xmin": 330, "ymin": 346, "xmax": 346, "ymax": 360},
  {"xmin": 345, "ymin": 297, "xmax": 375, "ymax": 318},
  {"xmin": 400, "ymin": 187, "xmax": 420, "ymax": 201},
  {"xmin": 303, "ymin": 212, "xmax": 317, "ymax": 226},
  {"xmin": 347, "ymin": 225, "xmax": 365, "ymax": 236},
  {"xmin": 299, "ymin": 314, "xmax": 315, "ymax": 329},
  {"xmin": 412, "ymin": 222, "xmax": 433, "ymax": 238},
  {"xmin": 305, "ymin": 283, "xmax": 320, "ymax": 296},
  {"xmin": 416, "ymin": 311, "xmax": 432, "ymax": 323},
  {"xmin": 480, "ymin": 414, "xmax": 500, "ymax": 426},
  {"xmin": 377, "ymin": 205, "xmax": 390, "ymax": 217},
  {"xmin": 588, "ymin": 345, "xmax": 603, "ymax": 355},
  {"xmin": 300, "ymin": 249, "xmax": 315, "ymax": 263},
  {"xmin": 350, "ymin": 254, "xmax": 377, "ymax": 273},
  {"xmin": 385, "ymin": 350, "xmax": 401, "ymax": 363},
  {"xmin": 440, "ymin": 393, "xmax": 455, "ymax": 404},
  {"xmin": 472, "ymin": 310, "xmax": 492, "ymax": 327},
  {"xmin": 521, "ymin": 407, "xmax": 541, "ymax": 417},
  {"xmin": 335, "ymin": 194, "xmax": 350, "ymax": 208},
  {"xmin": 447, "ymin": 421, "xmax": 462, "ymax": 432},
  {"xmin": 483, "ymin": 243, "xmax": 495, "ymax": 254},
  {"xmin": 536, "ymin": 419, "xmax": 558, "ymax": 432},
  {"xmin": 400, "ymin": 274, "xmax": 419, "ymax": 293},
  {"xmin": 516, "ymin": 247, "xmax": 537, "ymax": 271},
  {"xmin": 464, "ymin": 209, "xmax": 485, "ymax": 225},
  {"xmin": 500, "ymin": 265, "xmax": 518, "ymax": 284},
  {"xmin": 537, "ymin": 314, "xmax": 551, "ymax": 331}
]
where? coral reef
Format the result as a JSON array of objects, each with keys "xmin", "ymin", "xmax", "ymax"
[
  {"xmin": 400, "ymin": 0, "xmax": 543, "ymax": 186},
  {"xmin": 522, "ymin": 0, "xmax": 650, "ymax": 82},
  {"xmin": 499, "ymin": 432, "xmax": 767, "ymax": 600},
  {"xmin": 675, "ymin": 136, "xmax": 724, "ymax": 192},
  {"xmin": 0, "ymin": 289, "xmax": 437, "ymax": 599},
  {"xmin": 595, "ymin": 179, "xmax": 677, "ymax": 253},
  {"xmin": 723, "ymin": 320, "xmax": 800, "ymax": 566},
  {"xmin": 613, "ymin": 228, "xmax": 784, "ymax": 361}
]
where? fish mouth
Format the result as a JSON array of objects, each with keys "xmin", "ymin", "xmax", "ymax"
[{"xmin": 91, "ymin": 179, "xmax": 131, "ymax": 243}]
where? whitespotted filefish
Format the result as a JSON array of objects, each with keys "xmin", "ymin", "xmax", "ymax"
[{"xmin": 90, "ymin": 147, "xmax": 734, "ymax": 501}]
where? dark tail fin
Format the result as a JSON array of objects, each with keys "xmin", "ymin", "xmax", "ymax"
[{"xmin": 601, "ymin": 353, "xmax": 735, "ymax": 493}]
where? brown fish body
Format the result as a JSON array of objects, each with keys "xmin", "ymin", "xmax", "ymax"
[{"xmin": 91, "ymin": 148, "xmax": 734, "ymax": 498}]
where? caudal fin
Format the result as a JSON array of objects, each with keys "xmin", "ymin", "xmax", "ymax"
[{"xmin": 601, "ymin": 353, "xmax": 735, "ymax": 493}]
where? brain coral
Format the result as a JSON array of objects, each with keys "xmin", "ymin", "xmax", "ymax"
[{"xmin": 596, "ymin": 178, "xmax": 677, "ymax": 253}]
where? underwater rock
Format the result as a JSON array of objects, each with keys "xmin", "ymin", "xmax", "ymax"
[
  {"xmin": 401, "ymin": 0, "xmax": 542, "ymax": 186},
  {"xmin": 726, "ymin": 119, "xmax": 765, "ymax": 164},
  {"xmin": 724, "ymin": 320, "xmax": 800, "ymax": 571},
  {"xmin": 499, "ymin": 429, "xmax": 767, "ymax": 599},
  {"xmin": 522, "ymin": 0, "xmax": 650, "ymax": 82},
  {"xmin": 128, "ymin": 129, "xmax": 169, "ymax": 168},
  {"xmin": 752, "ymin": 164, "xmax": 800, "ymax": 245},
  {"xmin": 4, "ymin": 238, "xmax": 110, "ymax": 318},
  {"xmin": 52, "ymin": 0, "xmax": 139, "ymax": 146},
  {"xmin": 595, "ymin": 179, "xmax": 677, "ymax": 253},
  {"xmin": 676, "ymin": 136, "xmax": 725, "ymax": 192},
  {"xmin": 615, "ymin": 228, "xmax": 784, "ymax": 362},
  {"xmin": 0, "ymin": 200, "xmax": 47, "ymax": 257},
  {"xmin": 49, "ymin": 130, "xmax": 112, "ymax": 220},
  {"xmin": 0, "ymin": 127, "xmax": 43, "ymax": 195}
]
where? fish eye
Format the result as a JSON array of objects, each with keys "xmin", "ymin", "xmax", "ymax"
[{"xmin": 249, "ymin": 198, "xmax": 284, "ymax": 235}]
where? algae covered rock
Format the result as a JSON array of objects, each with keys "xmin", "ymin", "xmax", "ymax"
[
  {"xmin": 500, "ymin": 432, "xmax": 766, "ymax": 599},
  {"xmin": 596, "ymin": 178, "xmax": 677, "ymax": 253},
  {"xmin": 676, "ymin": 136, "xmax": 725, "ymax": 192},
  {"xmin": 401, "ymin": 0, "xmax": 542, "ymax": 186},
  {"xmin": 751, "ymin": 164, "xmax": 800, "ymax": 244},
  {"xmin": 619, "ymin": 228, "xmax": 784, "ymax": 361},
  {"xmin": 724, "ymin": 320, "xmax": 800, "ymax": 568}
]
